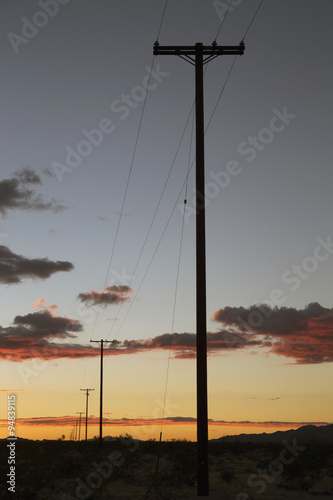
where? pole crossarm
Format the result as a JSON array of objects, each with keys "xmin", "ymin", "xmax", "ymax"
[
  {"xmin": 90, "ymin": 340, "xmax": 115, "ymax": 346},
  {"xmin": 154, "ymin": 41, "xmax": 245, "ymax": 65},
  {"xmin": 80, "ymin": 388, "xmax": 95, "ymax": 442}
]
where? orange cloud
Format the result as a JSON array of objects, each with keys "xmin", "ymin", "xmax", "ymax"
[
  {"xmin": 31, "ymin": 299, "xmax": 58, "ymax": 313},
  {"xmin": 213, "ymin": 302, "xmax": 333, "ymax": 364},
  {"xmin": 4, "ymin": 302, "xmax": 332, "ymax": 364},
  {"xmin": 0, "ymin": 309, "xmax": 98, "ymax": 362}
]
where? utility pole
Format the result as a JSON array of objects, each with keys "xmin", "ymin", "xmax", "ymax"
[
  {"xmin": 74, "ymin": 419, "xmax": 78, "ymax": 441},
  {"xmin": 90, "ymin": 339, "xmax": 114, "ymax": 447},
  {"xmin": 153, "ymin": 40, "xmax": 245, "ymax": 496},
  {"xmin": 76, "ymin": 411, "xmax": 84, "ymax": 442},
  {"xmin": 80, "ymin": 388, "xmax": 95, "ymax": 442}
]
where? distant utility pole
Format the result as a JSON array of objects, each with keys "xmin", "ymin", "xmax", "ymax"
[
  {"xmin": 76, "ymin": 411, "xmax": 84, "ymax": 442},
  {"xmin": 74, "ymin": 420, "xmax": 78, "ymax": 441},
  {"xmin": 153, "ymin": 40, "xmax": 245, "ymax": 497},
  {"xmin": 80, "ymin": 388, "xmax": 95, "ymax": 442},
  {"xmin": 90, "ymin": 339, "xmax": 115, "ymax": 447}
]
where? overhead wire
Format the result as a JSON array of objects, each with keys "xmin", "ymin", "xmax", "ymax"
[
  {"xmin": 156, "ymin": 0, "xmax": 169, "ymax": 42},
  {"xmin": 81, "ymin": 0, "xmax": 265, "ymax": 429},
  {"xmin": 106, "ymin": 99, "xmax": 195, "ymax": 341},
  {"xmin": 158, "ymin": 108, "xmax": 195, "ymax": 441},
  {"xmin": 157, "ymin": 0, "xmax": 267, "ymax": 442},
  {"xmin": 242, "ymin": 0, "xmax": 264, "ymax": 41},
  {"xmin": 110, "ymin": 64, "xmax": 209, "ymax": 342},
  {"xmin": 108, "ymin": 0, "xmax": 266, "ymax": 353},
  {"xmin": 89, "ymin": 0, "xmax": 170, "ymax": 343},
  {"xmin": 88, "ymin": 62, "xmax": 155, "ymax": 342},
  {"xmin": 77, "ymin": 0, "xmax": 170, "ymax": 412},
  {"xmin": 110, "ymin": 60, "xmax": 232, "ymax": 343},
  {"xmin": 102, "ymin": 0, "xmax": 266, "ymax": 346},
  {"xmin": 214, "ymin": 0, "xmax": 233, "ymax": 42}
]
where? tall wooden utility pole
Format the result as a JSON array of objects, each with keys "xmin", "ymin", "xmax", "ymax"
[
  {"xmin": 153, "ymin": 41, "xmax": 245, "ymax": 496},
  {"xmin": 90, "ymin": 339, "xmax": 114, "ymax": 447},
  {"xmin": 80, "ymin": 388, "xmax": 95, "ymax": 442}
]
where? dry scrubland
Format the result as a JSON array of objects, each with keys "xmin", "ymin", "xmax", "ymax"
[{"xmin": 1, "ymin": 437, "xmax": 333, "ymax": 499}]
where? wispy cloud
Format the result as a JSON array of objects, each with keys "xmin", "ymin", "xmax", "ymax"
[
  {"xmin": 78, "ymin": 285, "xmax": 132, "ymax": 307},
  {"xmin": 31, "ymin": 299, "xmax": 59, "ymax": 313},
  {"xmin": 0, "ymin": 167, "xmax": 66, "ymax": 216},
  {"xmin": 213, "ymin": 302, "xmax": 333, "ymax": 364},
  {"xmin": 0, "ymin": 246, "xmax": 74, "ymax": 284},
  {"xmin": 0, "ymin": 415, "xmax": 328, "ymax": 429},
  {"xmin": 0, "ymin": 389, "xmax": 37, "ymax": 393}
]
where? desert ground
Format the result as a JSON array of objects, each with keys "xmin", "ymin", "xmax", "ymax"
[{"xmin": 1, "ymin": 437, "xmax": 333, "ymax": 499}]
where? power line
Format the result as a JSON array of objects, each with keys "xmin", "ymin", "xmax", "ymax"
[
  {"xmin": 107, "ymin": 70, "xmax": 208, "ymax": 343},
  {"xmin": 110, "ymin": 55, "xmax": 241, "ymax": 342},
  {"xmin": 89, "ymin": 61, "xmax": 154, "ymax": 342},
  {"xmin": 205, "ymin": 54, "xmax": 239, "ymax": 132},
  {"xmin": 156, "ymin": 0, "xmax": 169, "ymax": 42},
  {"xmin": 89, "ymin": 1, "xmax": 170, "ymax": 343},
  {"xmin": 214, "ymin": 0, "xmax": 233, "ymax": 42},
  {"xmin": 76, "ymin": 0, "xmax": 171, "ymax": 429},
  {"xmin": 242, "ymin": 0, "xmax": 264, "ymax": 41},
  {"xmin": 159, "ymin": 102, "xmax": 195, "ymax": 445},
  {"xmin": 106, "ymin": 100, "xmax": 195, "ymax": 341}
]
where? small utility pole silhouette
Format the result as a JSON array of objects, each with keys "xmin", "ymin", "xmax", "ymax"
[
  {"xmin": 90, "ymin": 339, "xmax": 115, "ymax": 447},
  {"xmin": 76, "ymin": 411, "xmax": 84, "ymax": 441},
  {"xmin": 80, "ymin": 388, "xmax": 94, "ymax": 442},
  {"xmin": 154, "ymin": 40, "xmax": 245, "ymax": 497}
]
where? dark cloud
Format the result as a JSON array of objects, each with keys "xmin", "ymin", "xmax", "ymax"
[
  {"xmin": 0, "ymin": 167, "xmax": 66, "ymax": 216},
  {"xmin": 0, "ymin": 310, "xmax": 92, "ymax": 362},
  {"xmin": 0, "ymin": 245, "xmax": 74, "ymax": 284},
  {"xmin": 5, "ymin": 302, "xmax": 332, "ymax": 364},
  {"xmin": 213, "ymin": 302, "xmax": 333, "ymax": 364},
  {"xmin": 110, "ymin": 330, "xmax": 260, "ymax": 359},
  {"xmin": 78, "ymin": 285, "xmax": 132, "ymax": 307},
  {"xmin": 0, "ymin": 314, "xmax": 257, "ymax": 361}
]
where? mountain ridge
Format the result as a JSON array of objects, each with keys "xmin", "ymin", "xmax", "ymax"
[{"xmin": 211, "ymin": 423, "xmax": 333, "ymax": 444}]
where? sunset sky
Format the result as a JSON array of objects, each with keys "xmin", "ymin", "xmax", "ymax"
[{"xmin": 1, "ymin": 0, "xmax": 333, "ymax": 442}]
